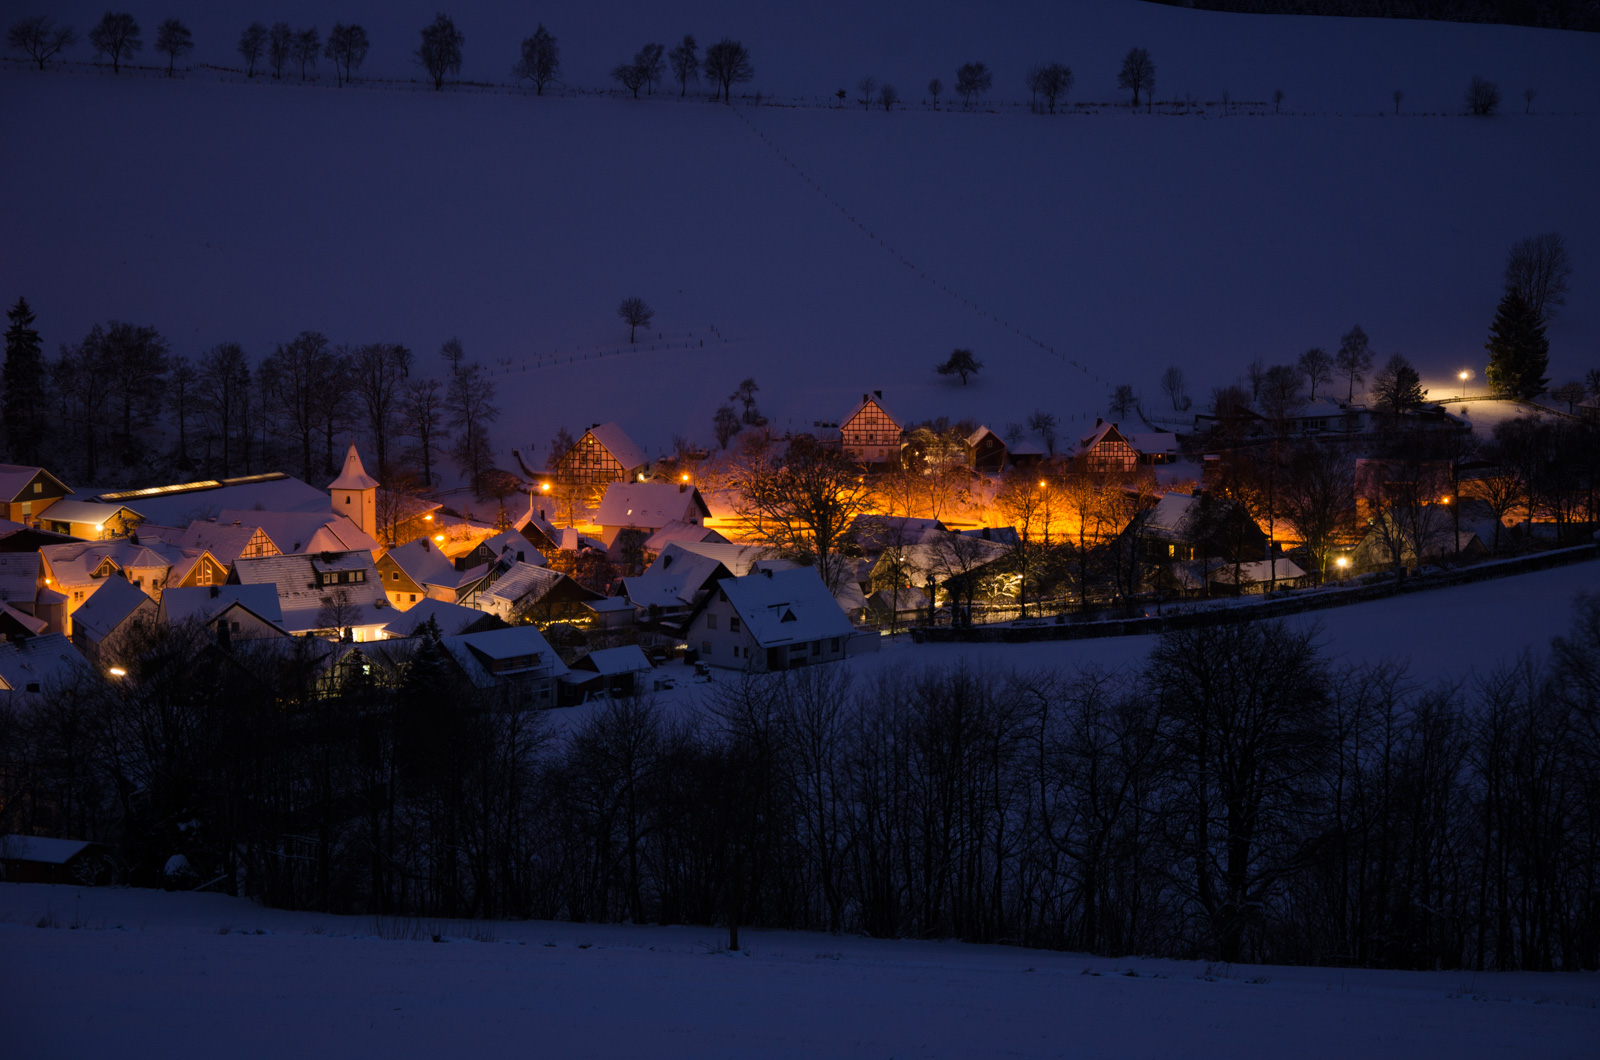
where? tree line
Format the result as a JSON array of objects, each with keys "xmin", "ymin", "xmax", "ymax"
[
  {"xmin": 1, "ymin": 298, "xmax": 502, "ymax": 501},
  {"xmin": 5, "ymin": 606, "xmax": 1598, "ymax": 970}
]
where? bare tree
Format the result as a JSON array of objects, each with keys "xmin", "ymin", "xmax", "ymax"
[
  {"xmin": 928, "ymin": 77, "xmax": 943, "ymax": 108},
  {"xmin": 618, "ymin": 297, "xmax": 653, "ymax": 343},
  {"xmin": 400, "ymin": 378, "xmax": 445, "ymax": 487},
  {"xmin": 703, "ymin": 37, "xmax": 752, "ymax": 104},
  {"xmin": 878, "ymin": 84, "xmax": 899, "ymax": 111},
  {"xmin": 416, "ymin": 13, "xmax": 463, "ymax": 91},
  {"xmin": 1551, "ymin": 380, "xmax": 1586, "ymax": 414},
  {"xmin": 1335, "ymin": 325, "xmax": 1374, "ymax": 402},
  {"xmin": 713, "ymin": 405, "xmax": 741, "ymax": 449},
  {"xmin": 936, "ymin": 348, "xmax": 982, "ymax": 385},
  {"xmin": 154, "ymin": 18, "xmax": 191, "ymax": 77},
  {"xmin": 197, "ymin": 342, "xmax": 250, "ymax": 477},
  {"xmin": 88, "ymin": 11, "xmax": 140, "ymax": 74},
  {"xmin": 729, "ymin": 435, "xmax": 872, "ymax": 591},
  {"xmin": 7, "ymin": 15, "xmax": 78, "ymax": 70},
  {"xmin": 514, "ymin": 24, "xmax": 560, "ymax": 95},
  {"xmin": 1465, "ymin": 75, "xmax": 1500, "ymax": 116},
  {"xmin": 267, "ymin": 22, "xmax": 291, "ymax": 79},
  {"xmin": 263, "ymin": 331, "xmax": 338, "ymax": 483},
  {"xmin": 1277, "ymin": 442, "xmax": 1354, "ymax": 582},
  {"xmin": 1392, "ymin": 88, "xmax": 1403, "ymax": 115},
  {"xmin": 352, "ymin": 343, "xmax": 413, "ymax": 475},
  {"xmin": 1523, "ymin": 87, "xmax": 1536, "ymax": 114},
  {"xmin": 1036, "ymin": 62, "xmax": 1073, "ymax": 114},
  {"xmin": 1110, "ymin": 384, "xmax": 1137, "ymax": 418},
  {"xmin": 237, "ymin": 22, "xmax": 266, "ymax": 77},
  {"xmin": 1118, "ymin": 47, "xmax": 1155, "ymax": 109},
  {"xmin": 855, "ymin": 75, "xmax": 878, "ymax": 111},
  {"xmin": 1273, "ymin": 88, "xmax": 1283, "ymax": 113},
  {"xmin": 612, "ymin": 54, "xmax": 648, "ymax": 98},
  {"xmin": 1298, "ymin": 347, "xmax": 1333, "ymax": 400},
  {"xmin": 668, "ymin": 34, "xmax": 698, "ymax": 96},
  {"xmin": 639, "ymin": 42, "xmax": 665, "ymax": 94},
  {"xmin": 1504, "ymin": 232, "xmax": 1572, "ymax": 324},
  {"xmin": 1028, "ymin": 409, "xmax": 1059, "ymax": 455},
  {"xmin": 324, "ymin": 23, "xmax": 369, "ymax": 87},
  {"xmin": 955, "ymin": 61, "xmax": 992, "ymax": 106},
  {"xmin": 443, "ymin": 339, "xmax": 500, "ymax": 494},
  {"xmin": 291, "ymin": 26, "xmax": 319, "ymax": 81},
  {"xmin": 1160, "ymin": 366, "xmax": 1187, "ymax": 411}
]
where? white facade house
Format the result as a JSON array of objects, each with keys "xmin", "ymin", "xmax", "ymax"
[{"xmin": 685, "ymin": 567, "xmax": 863, "ymax": 672}]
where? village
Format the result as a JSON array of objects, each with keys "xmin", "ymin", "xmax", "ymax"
[{"xmin": 0, "ymin": 361, "xmax": 1585, "ymax": 712}]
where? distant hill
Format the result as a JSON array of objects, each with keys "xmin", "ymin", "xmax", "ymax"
[{"xmin": 1144, "ymin": 0, "xmax": 1600, "ymax": 33}]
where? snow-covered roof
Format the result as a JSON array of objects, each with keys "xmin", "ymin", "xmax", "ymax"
[
  {"xmin": 573, "ymin": 645, "xmax": 653, "ymax": 676},
  {"xmin": 0, "ymin": 551, "xmax": 40, "ymax": 605},
  {"xmin": 1141, "ymin": 491, "xmax": 1201, "ymax": 536},
  {"xmin": 866, "ymin": 586, "xmax": 930, "ymax": 612},
  {"xmin": 218, "ymin": 510, "xmax": 378, "ymax": 556},
  {"xmin": 177, "ymin": 520, "xmax": 271, "ymax": 566},
  {"xmin": 584, "ymin": 422, "xmax": 647, "ymax": 473},
  {"xmin": 849, "ymin": 515, "xmax": 949, "ymax": 551},
  {"xmin": 475, "ymin": 563, "xmax": 589, "ymax": 609},
  {"xmin": 329, "ymin": 443, "xmax": 380, "ymax": 490},
  {"xmin": 0, "ymin": 600, "xmax": 47, "ymax": 635},
  {"xmin": 624, "ymin": 545, "xmax": 730, "ymax": 611},
  {"xmin": 0, "ymin": 464, "xmax": 71, "ymax": 502},
  {"xmin": 643, "ymin": 520, "xmax": 725, "ymax": 552},
  {"xmin": 0, "ymin": 633, "xmax": 98, "ymax": 693},
  {"xmin": 70, "ymin": 574, "xmax": 152, "ymax": 643},
  {"xmin": 159, "ymin": 585, "xmax": 285, "ymax": 628},
  {"xmin": 441, "ymin": 626, "xmax": 568, "ymax": 686},
  {"xmin": 584, "ymin": 596, "xmax": 636, "ymax": 614},
  {"xmin": 474, "ymin": 529, "xmax": 545, "ymax": 567},
  {"xmin": 595, "ymin": 483, "xmax": 710, "ymax": 531},
  {"xmin": 0, "ymin": 835, "xmax": 93, "ymax": 864},
  {"xmin": 38, "ymin": 499, "xmax": 142, "ymax": 527},
  {"xmin": 39, "ymin": 539, "xmax": 183, "ymax": 588},
  {"xmin": 841, "ymin": 393, "xmax": 902, "ymax": 430},
  {"xmin": 1072, "ymin": 420, "xmax": 1125, "ymax": 454},
  {"xmin": 965, "ymin": 425, "xmax": 1004, "ymax": 448},
  {"xmin": 717, "ymin": 568, "xmax": 855, "ymax": 648},
  {"xmin": 1213, "ymin": 558, "xmax": 1308, "ymax": 584},
  {"xmin": 384, "ymin": 538, "xmax": 461, "ymax": 590},
  {"xmin": 1127, "ymin": 432, "xmax": 1180, "ymax": 456},
  {"xmin": 882, "ymin": 534, "xmax": 1010, "ymax": 581},
  {"xmin": 97, "ymin": 473, "xmax": 329, "ymax": 525},
  {"xmin": 233, "ymin": 551, "xmax": 386, "ymax": 634},
  {"xmin": 669, "ymin": 541, "xmax": 782, "ymax": 577},
  {"xmin": 381, "ymin": 598, "xmax": 500, "ymax": 638}
]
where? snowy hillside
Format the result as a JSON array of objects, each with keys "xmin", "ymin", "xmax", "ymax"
[
  {"xmin": 2, "ymin": 0, "xmax": 1596, "ymax": 468},
  {"xmin": 4, "ymin": 882, "xmax": 1596, "ymax": 1059}
]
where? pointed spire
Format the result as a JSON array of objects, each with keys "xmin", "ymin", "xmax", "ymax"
[{"xmin": 330, "ymin": 442, "xmax": 379, "ymax": 490}]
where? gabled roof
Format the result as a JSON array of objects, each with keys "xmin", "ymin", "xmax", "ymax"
[
  {"xmin": 0, "ymin": 633, "xmax": 98, "ymax": 692},
  {"xmin": 0, "ymin": 551, "xmax": 41, "ymax": 604},
  {"xmin": 0, "ymin": 464, "xmax": 72, "ymax": 503},
  {"xmin": 96, "ymin": 473, "xmax": 329, "ymax": 525},
  {"xmin": 583, "ymin": 422, "xmax": 647, "ymax": 472},
  {"xmin": 0, "ymin": 600, "xmax": 47, "ymax": 636},
  {"xmin": 572, "ymin": 645, "xmax": 653, "ymax": 676},
  {"xmin": 177, "ymin": 520, "xmax": 271, "ymax": 566},
  {"xmin": 661, "ymin": 541, "xmax": 781, "ymax": 578},
  {"xmin": 596, "ymin": 483, "xmax": 711, "ymax": 531},
  {"xmin": 39, "ymin": 539, "xmax": 183, "ymax": 587},
  {"xmin": 329, "ymin": 443, "xmax": 380, "ymax": 490},
  {"xmin": 475, "ymin": 563, "xmax": 597, "ymax": 609},
  {"xmin": 474, "ymin": 529, "xmax": 545, "ymax": 567},
  {"xmin": 37, "ymin": 499, "xmax": 141, "ymax": 527},
  {"xmin": 624, "ymin": 544, "xmax": 731, "ymax": 610},
  {"xmin": 841, "ymin": 393, "xmax": 901, "ymax": 431},
  {"xmin": 716, "ymin": 568, "xmax": 855, "ymax": 647},
  {"xmin": 965, "ymin": 425, "xmax": 1005, "ymax": 448},
  {"xmin": 381, "ymin": 598, "xmax": 504, "ymax": 638},
  {"xmin": 849, "ymin": 515, "xmax": 949, "ymax": 551},
  {"xmin": 159, "ymin": 585, "xmax": 285, "ymax": 628},
  {"xmin": 218, "ymin": 510, "xmax": 378, "ymax": 556},
  {"xmin": 441, "ymin": 626, "xmax": 568, "ymax": 686},
  {"xmin": 70, "ymin": 574, "xmax": 153, "ymax": 643},
  {"xmin": 643, "ymin": 520, "xmax": 726, "ymax": 552},
  {"xmin": 232, "ymin": 551, "xmax": 386, "ymax": 634},
  {"xmin": 1072, "ymin": 420, "xmax": 1126, "ymax": 454},
  {"xmin": 384, "ymin": 538, "xmax": 461, "ymax": 591},
  {"xmin": 1127, "ymin": 432, "xmax": 1180, "ymax": 457},
  {"xmin": 0, "ymin": 835, "xmax": 95, "ymax": 864}
]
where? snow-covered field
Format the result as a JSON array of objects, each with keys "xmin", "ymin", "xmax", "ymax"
[
  {"xmin": 3, "ymin": 882, "xmax": 1595, "ymax": 1059},
  {"xmin": 2, "ymin": 1, "xmax": 1596, "ymax": 469}
]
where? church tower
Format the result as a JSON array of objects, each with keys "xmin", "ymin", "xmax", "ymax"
[{"xmin": 329, "ymin": 442, "xmax": 379, "ymax": 539}]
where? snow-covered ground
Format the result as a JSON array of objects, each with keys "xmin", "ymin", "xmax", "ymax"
[
  {"xmin": 3, "ymin": 882, "xmax": 1595, "ymax": 1059},
  {"xmin": 2, "ymin": 1, "xmax": 1596, "ymax": 470}
]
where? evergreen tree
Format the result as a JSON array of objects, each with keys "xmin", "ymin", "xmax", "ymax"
[
  {"xmin": 3, "ymin": 297, "xmax": 47, "ymax": 463},
  {"xmin": 1485, "ymin": 290, "xmax": 1550, "ymax": 400}
]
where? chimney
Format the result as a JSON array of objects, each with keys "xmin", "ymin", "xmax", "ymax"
[
  {"xmin": 1096, "ymin": 417, "xmax": 1102, "ymax": 427},
  {"xmin": 861, "ymin": 393, "xmax": 868, "ymax": 404},
  {"xmin": 762, "ymin": 568, "xmax": 773, "ymax": 579},
  {"xmin": 874, "ymin": 390, "xmax": 883, "ymax": 399},
  {"xmin": 210, "ymin": 585, "xmax": 219, "ymax": 598},
  {"xmin": 678, "ymin": 482, "xmax": 686, "ymax": 493}
]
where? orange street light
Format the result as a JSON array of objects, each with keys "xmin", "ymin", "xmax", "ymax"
[
  {"xmin": 425, "ymin": 513, "xmax": 433, "ymax": 521},
  {"xmin": 109, "ymin": 667, "xmax": 127, "ymax": 677},
  {"xmin": 540, "ymin": 482, "xmax": 551, "ymax": 492},
  {"xmin": 681, "ymin": 472, "xmax": 690, "ymax": 482},
  {"xmin": 433, "ymin": 534, "xmax": 444, "ymax": 542}
]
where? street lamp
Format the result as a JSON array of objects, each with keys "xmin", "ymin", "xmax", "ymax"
[
  {"xmin": 1459, "ymin": 369, "xmax": 1473, "ymax": 400},
  {"xmin": 1335, "ymin": 556, "xmax": 1349, "ymax": 581},
  {"xmin": 108, "ymin": 667, "xmax": 127, "ymax": 678}
]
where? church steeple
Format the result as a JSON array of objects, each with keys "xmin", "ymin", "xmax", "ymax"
[{"xmin": 329, "ymin": 442, "xmax": 379, "ymax": 539}]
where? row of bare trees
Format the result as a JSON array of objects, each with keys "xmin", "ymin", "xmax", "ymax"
[{"xmin": 7, "ymin": 610, "xmax": 1599, "ymax": 970}]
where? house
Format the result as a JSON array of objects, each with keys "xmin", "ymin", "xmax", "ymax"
[
  {"xmin": 687, "ymin": 567, "xmax": 865, "ymax": 672},
  {"xmin": 70, "ymin": 573, "xmax": 155, "ymax": 662},
  {"xmin": 232, "ymin": 550, "xmax": 389, "ymax": 640},
  {"xmin": 380, "ymin": 597, "xmax": 508, "ymax": 639},
  {"xmin": 0, "ymin": 632, "xmax": 100, "ymax": 697},
  {"xmin": 0, "ymin": 835, "xmax": 115, "ymax": 885},
  {"xmin": 328, "ymin": 443, "xmax": 378, "ymax": 540},
  {"xmin": 1127, "ymin": 432, "xmax": 1181, "ymax": 465},
  {"xmin": 460, "ymin": 561, "xmax": 602, "ymax": 625},
  {"xmin": 840, "ymin": 391, "xmax": 903, "ymax": 464},
  {"xmin": 1120, "ymin": 491, "xmax": 1267, "ymax": 564},
  {"xmin": 0, "ymin": 464, "xmax": 72, "ymax": 524},
  {"xmin": 865, "ymin": 585, "xmax": 930, "ymax": 625},
  {"xmin": 38, "ymin": 499, "xmax": 143, "ymax": 540},
  {"xmin": 158, "ymin": 585, "xmax": 287, "ymax": 641},
  {"xmin": 623, "ymin": 544, "xmax": 743, "ymax": 630},
  {"xmin": 965, "ymin": 425, "xmax": 1008, "ymax": 473},
  {"xmin": 848, "ymin": 515, "xmax": 949, "ymax": 553},
  {"xmin": 217, "ymin": 509, "xmax": 379, "ymax": 557},
  {"xmin": 551, "ymin": 422, "xmax": 648, "ymax": 486},
  {"xmin": 1349, "ymin": 509, "xmax": 1485, "ymax": 572},
  {"xmin": 453, "ymin": 529, "xmax": 545, "ymax": 572},
  {"xmin": 38, "ymin": 539, "xmax": 186, "ymax": 631},
  {"xmin": 164, "ymin": 548, "xmax": 232, "ymax": 591},
  {"xmin": 562, "ymin": 645, "xmax": 654, "ymax": 704},
  {"xmin": 440, "ymin": 626, "xmax": 568, "ymax": 711},
  {"xmin": 377, "ymin": 537, "xmax": 461, "ymax": 609},
  {"xmin": 176, "ymin": 520, "xmax": 281, "ymax": 567},
  {"xmin": 1008, "ymin": 440, "xmax": 1047, "ymax": 468},
  {"xmin": 595, "ymin": 481, "xmax": 713, "ymax": 547},
  {"xmin": 1070, "ymin": 421, "xmax": 1142, "ymax": 475},
  {"xmin": 582, "ymin": 595, "xmax": 637, "ymax": 631},
  {"xmin": 642, "ymin": 520, "xmax": 727, "ymax": 561},
  {"xmin": 94, "ymin": 472, "xmax": 330, "ymax": 525},
  {"xmin": 0, "ymin": 551, "xmax": 42, "ymax": 615}
]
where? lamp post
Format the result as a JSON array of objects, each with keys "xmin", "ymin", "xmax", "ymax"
[
  {"xmin": 1335, "ymin": 555, "xmax": 1349, "ymax": 582},
  {"xmin": 1459, "ymin": 369, "xmax": 1473, "ymax": 400}
]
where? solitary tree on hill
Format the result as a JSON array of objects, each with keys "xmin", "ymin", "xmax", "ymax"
[
  {"xmin": 1484, "ymin": 290, "xmax": 1550, "ymax": 400},
  {"xmin": 7, "ymin": 15, "xmax": 78, "ymax": 70},
  {"xmin": 88, "ymin": 12, "xmax": 140, "ymax": 74},
  {"xmin": 1465, "ymin": 75, "xmax": 1500, "ymax": 116},
  {"xmin": 515, "ymin": 24, "xmax": 560, "ymax": 95},
  {"xmin": 1118, "ymin": 47, "xmax": 1155, "ymax": 109},
  {"xmin": 955, "ymin": 62, "xmax": 992, "ymax": 106},
  {"xmin": 936, "ymin": 348, "xmax": 983, "ymax": 385},
  {"xmin": 154, "ymin": 18, "xmax": 192, "ymax": 77},
  {"xmin": 618, "ymin": 297, "xmax": 653, "ymax": 343},
  {"xmin": 416, "ymin": 13, "xmax": 464, "ymax": 91}
]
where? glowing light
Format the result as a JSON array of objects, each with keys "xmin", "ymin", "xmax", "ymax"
[
  {"xmin": 108, "ymin": 667, "xmax": 127, "ymax": 677},
  {"xmin": 1038, "ymin": 480, "xmax": 1047, "ymax": 489},
  {"xmin": 94, "ymin": 524, "xmax": 104, "ymax": 533},
  {"xmin": 1336, "ymin": 557, "xmax": 1350, "ymax": 569},
  {"xmin": 434, "ymin": 534, "xmax": 444, "ymax": 542},
  {"xmin": 681, "ymin": 473, "xmax": 690, "ymax": 482},
  {"xmin": 425, "ymin": 514, "xmax": 433, "ymax": 521},
  {"xmin": 540, "ymin": 482, "xmax": 551, "ymax": 492},
  {"xmin": 1459, "ymin": 370, "xmax": 1470, "ymax": 381}
]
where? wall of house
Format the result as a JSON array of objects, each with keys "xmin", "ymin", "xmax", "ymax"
[{"xmin": 688, "ymin": 588, "xmax": 760, "ymax": 669}]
